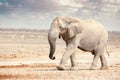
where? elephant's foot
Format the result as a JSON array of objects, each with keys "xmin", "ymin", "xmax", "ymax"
[
  {"xmin": 56, "ymin": 65, "xmax": 65, "ymax": 70},
  {"xmin": 90, "ymin": 65, "xmax": 97, "ymax": 70},
  {"xmin": 70, "ymin": 66, "xmax": 78, "ymax": 70},
  {"xmin": 90, "ymin": 67, "xmax": 96, "ymax": 70},
  {"xmin": 100, "ymin": 66, "xmax": 108, "ymax": 70}
]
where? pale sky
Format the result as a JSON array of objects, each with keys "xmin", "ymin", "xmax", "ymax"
[{"xmin": 0, "ymin": 0, "xmax": 120, "ymax": 31}]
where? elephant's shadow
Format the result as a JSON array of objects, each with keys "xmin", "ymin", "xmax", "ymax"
[{"xmin": 32, "ymin": 68, "xmax": 101, "ymax": 71}]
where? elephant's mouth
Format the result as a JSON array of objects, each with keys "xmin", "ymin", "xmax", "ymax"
[
  {"xmin": 59, "ymin": 28, "xmax": 68, "ymax": 39},
  {"xmin": 59, "ymin": 33, "xmax": 62, "ymax": 39}
]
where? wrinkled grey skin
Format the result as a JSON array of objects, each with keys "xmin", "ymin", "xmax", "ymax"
[{"xmin": 48, "ymin": 16, "xmax": 108, "ymax": 70}]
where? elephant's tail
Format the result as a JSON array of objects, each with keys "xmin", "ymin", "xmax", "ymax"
[{"xmin": 105, "ymin": 45, "xmax": 110, "ymax": 56}]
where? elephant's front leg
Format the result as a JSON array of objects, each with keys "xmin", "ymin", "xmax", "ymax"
[
  {"xmin": 57, "ymin": 44, "xmax": 76, "ymax": 70},
  {"xmin": 70, "ymin": 53, "xmax": 77, "ymax": 70}
]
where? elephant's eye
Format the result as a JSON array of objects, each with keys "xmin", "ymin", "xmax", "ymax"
[{"xmin": 59, "ymin": 26, "xmax": 62, "ymax": 29}]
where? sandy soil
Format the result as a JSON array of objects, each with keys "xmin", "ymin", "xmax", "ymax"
[{"xmin": 0, "ymin": 29, "xmax": 120, "ymax": 80}]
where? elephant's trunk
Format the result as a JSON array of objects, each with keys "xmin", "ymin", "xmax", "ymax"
[{"xmin": 48, "ymin": 34, "xmax": 56, "ymax": 60}]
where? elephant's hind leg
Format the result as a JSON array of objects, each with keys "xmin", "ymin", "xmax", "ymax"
[
  {"xmin": 90, "ymin": 54, "xmax": 100, "ymax": 70},
  {"xmin": 100, "ymin": 53, "xmax": 108, "ymax": 70},
  {"xmin": 90, "ymin": 49, "xmax": 98, "ymax": 70},
  {"xmin": 90, "ymin": 42, "xmax": 109, "ymax": 70},
  {"xmin": 90, "ymin": 43, "xmax": 105, "ymax": 70}
]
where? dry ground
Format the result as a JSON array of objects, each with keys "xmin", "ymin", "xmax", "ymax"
[{"xmin": 0, "ymin": 29, "xmax": 120, "ymax": 80}]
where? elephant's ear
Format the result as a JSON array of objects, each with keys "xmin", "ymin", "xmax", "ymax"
[{"xmin": 67, "ymin": 25, "xmax": 81, "ymax": 39}]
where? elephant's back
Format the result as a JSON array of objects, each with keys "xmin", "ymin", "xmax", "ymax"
[
  {"xmin": 83, "ymin": 20, "xmax": 107, "ymax": 36},
  {"xmin": 83, "ymin": 19, "xmax": 107, "ymax": 31},
  {"xmin": 81, "ymin": 19, "xmax": 108, "ymax": 44}
]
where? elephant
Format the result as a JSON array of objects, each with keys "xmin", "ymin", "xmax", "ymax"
[{"xmin": 48, "ymin": 16, "xmax": 108, "ymax": 70}]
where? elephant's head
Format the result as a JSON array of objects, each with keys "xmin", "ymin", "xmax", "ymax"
[{"xmin": 48, "ymin": 16, "xmax": 82, "ymax": 60}]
